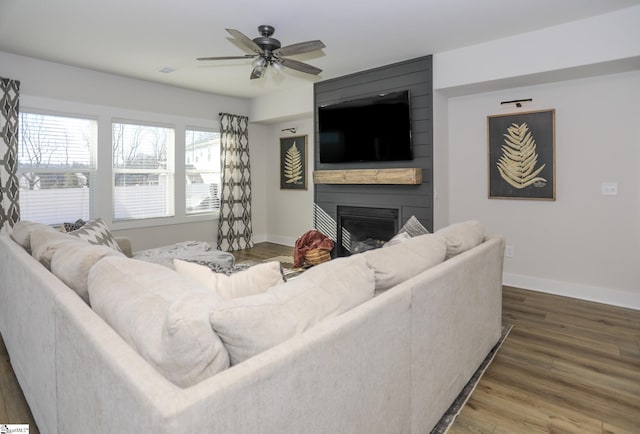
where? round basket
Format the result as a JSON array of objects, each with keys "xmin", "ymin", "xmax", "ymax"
[{"xmin": 304, "ymin": 248, "xmax": 331, "ymax": 266}]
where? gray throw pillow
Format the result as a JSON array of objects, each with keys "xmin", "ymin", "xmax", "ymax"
[
  {"xmin": 68, "ymin": 218, "xmax": 122, "ymax": 253},
  {"xmin": 398, "ymin": 215, "xmax": 430, "ymax": 237}
]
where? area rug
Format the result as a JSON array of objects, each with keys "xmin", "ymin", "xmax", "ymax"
[{"xmin": 430, "ymin": 323, "xmax": 513, "ymax": 434}]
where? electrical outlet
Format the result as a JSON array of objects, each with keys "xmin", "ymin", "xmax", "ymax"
[
  {"xmin": 601, "ymin": 182, "xmax": 618, "ymax": 196},
  {"xmin": 505, "ymin": 245, "xmax": 514, "ymax": 258}
]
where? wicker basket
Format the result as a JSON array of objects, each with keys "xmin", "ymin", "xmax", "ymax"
[{"xmin": 304, "ymin": 248, "xmax": 331, "ymax": 266}]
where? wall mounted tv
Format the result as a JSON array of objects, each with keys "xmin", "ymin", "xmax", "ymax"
[{"xmin": 318, "ymin": 90, "xmax": 412, "ymax": 164}]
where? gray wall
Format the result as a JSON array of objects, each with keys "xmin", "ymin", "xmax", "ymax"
[{"xmin": 313, "ymin": 56, "xmax": 433, "ymax": 234}]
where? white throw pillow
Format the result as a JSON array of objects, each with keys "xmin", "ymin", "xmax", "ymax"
[
  {"xmin": 384, "ymin": 231, "xmax": 411, "ymax": 247},
  {"xmin": 364, "ymin": 233, "xmax": 447, "ymax": 291},
  {"xmin": 210, "ymin": 254, "xmax": 375, "ymax": 365},
  {"xmin": 88, "ymin": 256, "xmax": 229, "ymax": 388},
  {"xmin": 435, "ymin": 220, "xmax": 485, "ymax": 259},
  {"xmin": 51, "ymin": 242, "xmax": 124, "ymax": 305},
  {"xmin": 173, "ymin": 259, "xmax": 284, "ymax": 300}
]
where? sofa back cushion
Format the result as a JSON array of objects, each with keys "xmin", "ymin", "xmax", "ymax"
[
  {"xmin": 210, "ymin": 254, "xmax": 375, "ymax": 365},
  {"xmin": 173, "ymin": 259, "xmax": 284, "ymax": 300},
  {"xmin": 10, "ymin": 220, "xmax": 57, "ymax": 253},
  {"xmin": 363, "ymin": 233, "xmax": 447, "ymax": 291},
  {"xmin": 88, "ymin": 256, "xmax": 229, "ymax": 388},
  {"xmin": 435, "ymin": 220, "xmax": 485, "ymax": 259},
  {"xmin": 51, "ymin": 243, "xmax": 124, "ymax": 305},
  {"xmin": 30, "ymin": 229, "xmax": 89, "ymax": 270}
]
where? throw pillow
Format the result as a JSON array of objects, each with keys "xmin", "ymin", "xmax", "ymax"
[
  {"xmin": 209, "ymin": 254, "xmax": 375, "ymax": 365},
  {"xmin": 88, "ymin": 256, "xmax": 229, "ymax": 388},
  {"xmin": 398, "ymin": 215, "xmax": 430, "ymax": 237},
  {"xmin": 435, "ymin": 220, "xmax": 485, "ymax": 259},
  {"xmin": 364, "ymin": 233, "xmax": 447, "ymax": 291},
  {"xmin": 173, "ymin": 259, "xmax": 284, "ymax": 300},
  {"xmin": 383, "ymin": 231, "xmax": 411, "ymax": 248},
  {"xmin": 68, "ymin": 218, "xmax": 122, "ymax": 253},
  {"xmin": 60, "ymin": 218, "xmax": 86, "ymax": 233}
]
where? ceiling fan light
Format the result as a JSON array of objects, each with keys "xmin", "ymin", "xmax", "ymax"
[
  {"xmin": 270, "ymin": 60, "xmax": 282, "ymax": 74},
  {"xmin": 250, "ymin": 66, "xmax": 265, "ymax": 79},
  {"xmin": 252, "ymin": 56, "xmax": 267, "ymax": 68}
]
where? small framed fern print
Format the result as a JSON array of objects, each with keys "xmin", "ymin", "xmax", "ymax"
[
  {"xmin": 279, "ymin": 135, "xmax": 308, "ymax": 190},
  {"xmin": 488, "ymin": 109, "xmax": 555, "ymax": 200}
]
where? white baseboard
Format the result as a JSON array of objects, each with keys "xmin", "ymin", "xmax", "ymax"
[
  {"xmin": 252, "ymin": 233, "xmax": 268, "ymax": 244},
  {"xmin": 503, "ymin": 272, "xmax": 640, "ymax": 311},
  {"xmin": 264, "ymin": 234, "xmax": 296, "ymax": 247}
]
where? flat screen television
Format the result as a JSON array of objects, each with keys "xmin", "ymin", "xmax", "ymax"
[{"xmin": 318, "ymin": 90, "xmax": 412, "ymax": 164}]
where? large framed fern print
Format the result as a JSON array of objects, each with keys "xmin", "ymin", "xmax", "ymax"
[
  {"xmin": 488, "ymin": 109, "xmax": 555, "ymax": 200},
  {"xmin": 279, "ymin": 135, "xmax": 307, "ymax": 190}
]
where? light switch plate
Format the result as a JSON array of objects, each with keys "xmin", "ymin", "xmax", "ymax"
[{"xmin": 601, "ymin": 182, "xmax": 618, "ymax": 196}]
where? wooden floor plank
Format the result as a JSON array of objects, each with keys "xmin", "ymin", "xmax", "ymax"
[{"xmin": 454, "ymin": 285, "xmax": 640, "ymax": 433}]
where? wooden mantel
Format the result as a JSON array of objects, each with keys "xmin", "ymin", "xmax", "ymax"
[{"xmin": 313, "ymin": 168, "xmax": 422, "ymax": 185}]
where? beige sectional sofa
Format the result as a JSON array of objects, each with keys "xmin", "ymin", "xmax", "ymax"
[{"xmin": 0, "ymin": 220, "xmax": 504, "ymax": 434}]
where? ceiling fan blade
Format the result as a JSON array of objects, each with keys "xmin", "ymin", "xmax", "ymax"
[
  {"xmin": 197, "ymin": 55, "xmax": 256, "ymax": 61},
  {"xmin": 275, "ymin": 40, "xmax": 325, "ymax": 57},
  {"xmin": 279, "ymin": 58, "xmax": 322, "ymax": 75},
  {"xmin": 226, "ymin": 28, "xmax": 264, "ymax": 54}
]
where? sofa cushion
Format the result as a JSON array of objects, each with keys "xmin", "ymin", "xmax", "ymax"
[
  {"xmin": 10, "ymin": 220, "xmax": 57, "ymax": 253},
  {"xmin": 384, "ymin": 231, "xmax": 411, "ymax": 247},
  {"xmin": 30, "ymin": 229, "xmax": 89, "ymax": 270},
  {"xmin": 435, "ymin": 220, "xmax": 485, "ymax": 259},
  {"xmin": 364, "ymin": 233, "xmax": 447, "ymax": 291},
  {"xmin": 88, "ymin": 256, "xmax": 229, "ymax": 388},
  {"xmin": 51, "ymin": 242, "xmax": 125, "ymax": 305},
  {"xmin": 210, "ymin": 254, "xmax": 375, "ymax": 365},
  {"xmin": 173, "ymin": 259, "xmax": 284, "ymax": 300},
  {"xmin": 68, "ymin": 218, "xmax": 122, "ymax": 253}
]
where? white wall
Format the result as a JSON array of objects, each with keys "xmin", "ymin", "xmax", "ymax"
[
  {"xmin": 447, "ymin": 71, "xmax": 640, "ymax": 309},
  {"xmin": 263, "ymin": 117, "xmax": 315, "ymax": 246},
  {"xmin": 249, "ymin": 123, "xmax": 270, "ymax": 243},
  {"xmin": 431, "ymin": 5, "xmax": 640, "ymax": 309},
  {"xmin": 434, "ymin": 5, "xmax": 640, "ymax": 96},
  {"xmin": 251, "ymin": 85, "xmax": 314, "ymax": 123}
]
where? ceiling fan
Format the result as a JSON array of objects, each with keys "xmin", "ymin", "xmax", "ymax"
[{"xmin": 197, "ymin": 25, "xmax": 325, "ymax": 79}]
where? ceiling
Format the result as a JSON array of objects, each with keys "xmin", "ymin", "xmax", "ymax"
[{"xmin": 1, "ymin": 0, "xmax": 638, "ymax": 99}]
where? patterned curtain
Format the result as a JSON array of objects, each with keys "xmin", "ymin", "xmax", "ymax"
[
  {"xmin": 0, "ymin": 77, "xmax": 20, "ymax": 233},
  {"xmin": 216, "ymin": 113, "xmax": 253, "ymax": 252}
]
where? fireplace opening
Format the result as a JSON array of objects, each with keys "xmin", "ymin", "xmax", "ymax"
[{"xmin": 337, "ymin": 206, "xmax": 399, "ymax": 257}]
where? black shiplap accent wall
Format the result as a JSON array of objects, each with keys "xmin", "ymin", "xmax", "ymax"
[{"xmin": 313, "ymin": 55, "xmax": 433, "ymax": 233}]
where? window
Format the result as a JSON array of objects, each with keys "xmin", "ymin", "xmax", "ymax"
[
  {"xmin": 112, "ymin": 122, "xmax": 175, "ymax": 220},
  {"xmin": 18, "ymin": 112, "xmax": 97, "ymax": 225},
  {"xmin": 185, "ymin": 128, "xmax": 220, "ymax": 214}
]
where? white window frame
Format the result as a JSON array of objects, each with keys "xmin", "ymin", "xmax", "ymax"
[
  {"xmin": 17, "ymin": 110, "xmax": 97, "ymax": 225},
  {"xmin": 112, "ymin": 120, "xmax": 176, "ymax": 221},
  {"xmin": 185, "ymin": 127, "xmax": 221, "ymax": 215}
]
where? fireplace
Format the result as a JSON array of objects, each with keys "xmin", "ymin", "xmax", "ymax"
[{"xmin": 336, "ymin": 206, "xmax": 399, "ymax": 257}]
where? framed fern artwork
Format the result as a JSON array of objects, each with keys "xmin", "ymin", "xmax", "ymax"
[
  {"xmin": 488, "ymin": 109, "xmax": 556, "ymax": 200},
  {"xmin": 279, "ymin": 135, "xmax": 307, "ymax": 190}
]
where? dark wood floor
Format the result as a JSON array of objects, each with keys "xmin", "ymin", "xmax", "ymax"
[{"xmin": 1, "ymin": 243, "xmax": 638, "ymax": 433}]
